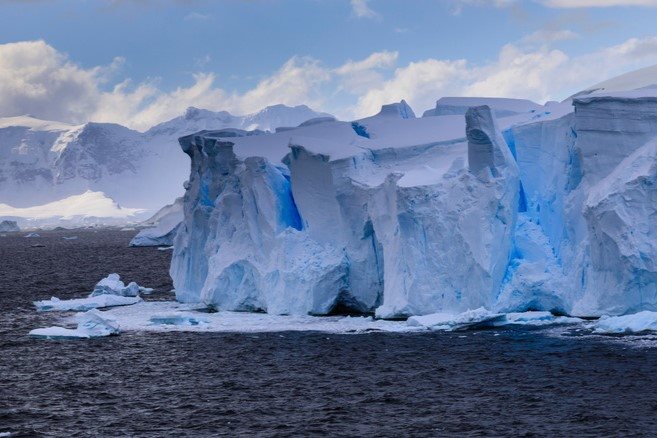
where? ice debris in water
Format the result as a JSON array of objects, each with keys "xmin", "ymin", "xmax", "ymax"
[
  {"xmin": 591, "ymin": 311, "xmax": 657, "ymax": 334},
  {"xmin": 500, "ymin": 311, "xmax": 583, "ymax": 326},
  {"xmin": 24, "ymin": 233, "xmax": 40, "ymax": 238},
  {"xmin": 406, "ymin": 308, "xmax": 505, "ymax": 331},
  {"xmin": 149, "ymin": 313, "xmax": 209, "ymax": 326},
  {"xmin": 90, "ymin": 273, "xmax": 141, "ymax": 297},
  {"xmin": 34, "ymin": 295, "xmax": 141, "ymax": 312},
  {"xmin": 33, "ymin": 273, "xmax": 150, "ymax": 311},
  {"xmin": 0, "ymin": 220, "xmax": 20, "ymax": 232},
  {"xmin": 29, "ymin": 309, "xmax": 120, "ymax": 339},
  {"xmin": 62, "ymin": 236, "xmax": 78, "ymax": 240}
]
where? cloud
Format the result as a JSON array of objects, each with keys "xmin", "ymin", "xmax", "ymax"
[
  {"xmin": 334, "ymin": 51, "xmax": 398, "ymax": 75},
  {"xmin": 350, "ymin": 0, "xmax": 378, "ymax": 18},
  {"xmin": 0, "ymin": 40, "xmax": 106, "ymax": 124},
  {"xmin": 94, "ymin": 57, "xmax": 332, "ymax": 130},
  {"xmin": 519, "ymin": 29, "xmax": 579, "ymax": 45},
  {"xmin": 350, "ymin": 35, "xmax": 657, "ymax": 117},
  {"xmin": 3, "ymin": 37, "xmax": 657, "ymax": 130}
]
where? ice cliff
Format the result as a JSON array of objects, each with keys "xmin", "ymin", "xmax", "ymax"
[
  {"xmin": 170, "ymin": 84, "xmax": 657, "ymax": 318},
  {"xmin": 171, "ymin": 102, "xmax": 520, "ymax": 317}
]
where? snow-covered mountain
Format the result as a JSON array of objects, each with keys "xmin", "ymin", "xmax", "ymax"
[
  {"xmin": 147, "ymin": 104, "xmax": 332, "ymax": 137},
  {"xmin": 0, "ymin": 105, "xmax": 331, "ymax": 216},
  {"xmin": 0, "ymin": 190, "xmax": 146, "ymax": 229},
  {"xmin": 169, "ymin": 67, "xmax": 657, "ymax": 320}
]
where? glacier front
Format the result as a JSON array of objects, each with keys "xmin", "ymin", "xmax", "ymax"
[{"xmin": 170, "ymin": 86, "xmax": 657, "ymax": 319}]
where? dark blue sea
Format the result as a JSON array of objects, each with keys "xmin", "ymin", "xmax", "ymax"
[{"xmin": 1, "ymin": 230, "xmax": 657, "ymax": 437}]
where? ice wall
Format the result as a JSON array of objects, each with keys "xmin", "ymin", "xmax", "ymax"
[
  {"xmin": 171, "ymin": 103, "xmax": 522, "ymax": 317},
  {"xmin": 172, "ymin": 91, "xmax": 657, "ymax": 318},
  {"xmin": 504, "ymin": 90, "xmax": 657, "ymax": 316}
]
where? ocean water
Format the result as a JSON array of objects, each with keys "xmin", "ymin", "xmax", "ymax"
[{"xmin": 1, "ymin": 230, "xmax": 657, "ymax": 437}]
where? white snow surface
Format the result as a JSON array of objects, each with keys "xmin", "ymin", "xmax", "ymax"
[
  {"xmin": 574, "ymin": 64, "xmax": 657, "ymax": 97},
  {"xmin": 423, "ymin": 96, "xmax": 542, "ymax": 118}
]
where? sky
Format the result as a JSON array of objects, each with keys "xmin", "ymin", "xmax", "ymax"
[{"xmin": 2, "ymin": 0, "xmax": 657, "ymax": 130}]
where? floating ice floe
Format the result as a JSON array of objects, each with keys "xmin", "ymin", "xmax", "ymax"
[
  {"xmin": 500, "ymin": 311, "xmax": 583, "ymax": 326},
  {"xmin": 29, "ymin": 309, "xmax": 120, "ymax": 339},
  {"xmin": 34, "ymin": 295, "xmax": 141, "ymax": 312},
  {"xmin": 592, "ymin": 311, "xmax": 657, "ymax": 334},
  {"xmin": 91, "ymin": 301, "xmax": 593, "ymax": 334},
  {"xmin": 62, "ymin": 236, "xmax": 78, "ymax": 240},
  {"xmin": 406, "ymin": 308, "xmax": 505, "ymax": 331},
  {"xmin": 24, "ymin": 233, "xmax": 40, "ymax": 238},
  {"xmin": 103, "ymin": 301, "xmax": 417, "ymax": 333},
  {"xmin": 149, "ymin": 313, "xmax": 208, "ymax": 326},
  {"xmin": 33, "ymin": 273, "xmax": 150, "ymax": 312}
]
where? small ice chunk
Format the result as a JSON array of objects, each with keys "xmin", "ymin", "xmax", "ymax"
[
  {"xmin": 89, "ymin": 273, "xmax": 140, "ymax": 297},
  {"xmin": 149, "ymin": 313, "xmax": 208, "ymax": 326},
  {"xmin": 498, "ymin": 311, "xmax": 583, "ymax": 326},
  {"xmin": 34, "ymin": 295, "xmax": 141, "ymax": 312},
  {"xmin": 29, "ymin": 309, "xmax": 120, "ymax": 339},
  {"xmin": 139, "ymin": 286, "xmax": 155, "ymax": 294},
  {"xmin": 406, "ymin": 307, "xmax": 504, "ymax": 331},
  {"xmin": 24, "ymin": 233, "xmax": 40, "ymax": 238},
  {"xmin": 0, "ymin": 220, "xmax": 20, "ymax": 232},
  {"xmin": 592, "ymin": 311, "xmax": 657, "ymax": 334},
  {"xmin": 62, "ymin": 236, "xmax": 78, "ymax": 240},
  {"xmin": 157, "ymin": 246, "xmax": 174, "ymax": 251}
]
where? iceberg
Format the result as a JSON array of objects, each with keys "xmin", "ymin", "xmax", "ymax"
[
  {"xmin": 170, "ymin": 102, "xmax": 518, "ymax": 318},
  {"xmin": 167, "ymin": 69, "xmax": 657, "ymax": 320},
  {"xmin": 129, "ymin": 197, "xmax": 183, "ymax": 247},
  {"xmin": 29, "ymin": 309, "xmax": 120, "ymax": 339}
]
